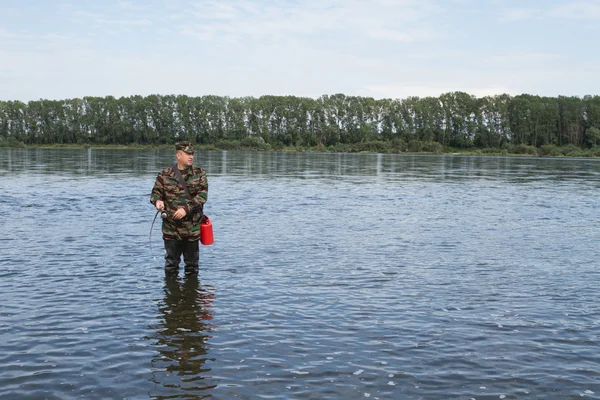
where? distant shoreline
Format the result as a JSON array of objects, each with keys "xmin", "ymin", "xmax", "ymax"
[{"xmin": 3, "ymin": 94, "xmax": 599, "ymax": 159}]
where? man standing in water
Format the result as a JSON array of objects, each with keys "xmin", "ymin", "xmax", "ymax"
[{"xmin": 151, "ymin": 141, "xmax": 208, "ymax": 276}]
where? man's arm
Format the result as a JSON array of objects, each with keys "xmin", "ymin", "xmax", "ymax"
[{"xmin": 150, "ymin": 173, "xmax": 165, "ymax": 211}]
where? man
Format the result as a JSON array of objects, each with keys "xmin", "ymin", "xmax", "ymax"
[{"xmin": 150, "ymin": 141, "xmax": 208, "ymax": 275}]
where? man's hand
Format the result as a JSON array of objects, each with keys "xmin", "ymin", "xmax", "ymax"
[
  {"xmin": 173, "ymin": 207, "xmax": 187, "ymax": 220},
  {"xmin": 155, "ymin": 200, "xmax": 165, "ymax": 212}
]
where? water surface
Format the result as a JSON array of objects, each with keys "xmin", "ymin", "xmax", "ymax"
[{"xmin": 1, "ymin": 149, "xmax": 599, "ymax": 399}]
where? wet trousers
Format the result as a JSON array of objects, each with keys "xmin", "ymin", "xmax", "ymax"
[{"xmin": 164, "ymin": 239, "xmax": 199, "ymax": 275}]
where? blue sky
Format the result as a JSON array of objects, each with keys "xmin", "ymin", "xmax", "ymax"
[{"xmin": 0, "ymin": 0, "xmax": 598, "ymax": 101}]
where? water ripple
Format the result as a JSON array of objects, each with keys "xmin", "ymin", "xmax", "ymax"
[{"xmin": 1, "ymin": 150, "xmax": 600, "ymax": 399}]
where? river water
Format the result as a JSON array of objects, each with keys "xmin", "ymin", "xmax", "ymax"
[{"xmin": 0, "ymin": 148, "xmax": 599, "ymax": 400}]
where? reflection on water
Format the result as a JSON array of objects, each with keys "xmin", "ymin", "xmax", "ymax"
[
  {"xmin": 2, "ymin": 148, "xmax": 600, "ymax": 184},
  {"xmin": 148, "ymin": 276, "xmax": 216, "ymax": 399}
]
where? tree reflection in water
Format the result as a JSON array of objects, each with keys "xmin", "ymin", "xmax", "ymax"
[{"xmin": 148, "ymin": 276, "xmax": 216, "ymax": 399}]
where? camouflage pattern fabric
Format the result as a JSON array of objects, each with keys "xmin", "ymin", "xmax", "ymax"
[{"xmin": 150, "ymin": 165, "xmax": 208, "ymax": 241}]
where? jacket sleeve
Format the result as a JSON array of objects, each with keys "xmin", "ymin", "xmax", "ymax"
[
  {"xmin": 150, "ymin": 172, "xmax": 165, "ymax": 205},
  {"xmin": 185, "ymin": 169, "xmax": 208, "ymax": 212}
]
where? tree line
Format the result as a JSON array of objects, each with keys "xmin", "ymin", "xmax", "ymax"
[{"xmin": 1, "ymin": 93, "xmax": 600, "ymax": 154}]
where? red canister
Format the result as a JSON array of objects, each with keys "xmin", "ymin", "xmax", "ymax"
[{"xmin": 200, "ymin": 215, "xmax": 214, "ymax": 245}]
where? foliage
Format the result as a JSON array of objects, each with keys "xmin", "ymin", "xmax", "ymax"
[
  {"xmin": 0, "ymin": 93, "xmax": 599, "ymax": 155},
  {"xmin": 539, "ymin": 145, "xmax": 561, "ymax": 157},
  {"xmin": 0, "ymin": 136, "xmax": 25, "ymax": 147},
  {"xmin": 505, "ymin": 143, "xmax": 538, "ymax": 156}
]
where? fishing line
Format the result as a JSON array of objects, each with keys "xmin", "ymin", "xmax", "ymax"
[{"xmin": 149, "ymin": 209, "xmax": 163, "ymax": 259}]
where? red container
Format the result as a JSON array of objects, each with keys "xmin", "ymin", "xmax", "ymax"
[{"xmin": 200, "ymin": 215, "xmax": 214, "ymax": 245}]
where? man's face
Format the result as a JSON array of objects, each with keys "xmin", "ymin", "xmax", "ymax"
[{"xmin": 176, "ymin": 150, "xmax": 194, "ymax": 167}]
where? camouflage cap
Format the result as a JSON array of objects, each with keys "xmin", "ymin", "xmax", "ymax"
[{"xmin": 175, "ymin": 141, "xmax": 195, "ymax": 154}]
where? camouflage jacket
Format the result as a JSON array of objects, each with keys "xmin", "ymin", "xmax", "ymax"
[{"xmin": 150, "ymin": 165, "xmax": 208, "ymax": 241}]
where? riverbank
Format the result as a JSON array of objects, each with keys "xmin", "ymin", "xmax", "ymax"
[{"xmin": 2, "ymin": 138, "xmax": 599, "ymax": 158}]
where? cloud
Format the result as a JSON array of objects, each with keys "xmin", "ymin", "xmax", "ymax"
[
  {"xmin": 0, "ymin": 28, "xmax": 19, "ymax": 39},
  {"xmin": 191, "ymin": 1, "xmax": 241, "ymax": 20},
  {"xmin": 499, "ymin": 8, "xmax": 540, "ymax": 22},
  {"xmin": 362, "ymin": 84, "xmax": 519, "ymax": 100},
  {"xmin": 72, "ymin": 10, "xmax": 102, "ymax": 19},
  {"xmin": 369, "ymin": 29, "xmax": 417, "ymax": 43},
  {"xmin": 481, "ymin": 52, "xmax": 563, "ymax": 68},
  {"xmin": 0, "ymin": 28, "xmax": 80, "ymax": 49},
  {"xmin": 501, "ymin": 1, "xmax": 600, "ymax": 22},
  {"xmin": 175, "ymin": 0, "xmax": 443, "ymax": 45},
  {"xmin": 180, "ymin": 24, "xmax": 238, "ymax": 42},
  {"xmin": 406, "ymin": 50, "xmax": 470, "ymax": 60},
  {"xmin": 548, "ymin": 1, "xmax": 600, "ymax": 19},
  {"xmin": 118, "ymin": 1, "xmax": 146, "ymax": 10},
  {"xmin": 359, "ymin": 49, "xmax": 576, "ymax": 100},
  {"xmin": 71, "ymin": 9, "xmax": 152, "ymax": 26},
  {"xmin": 96, "ymin": 18, "xmax": 152, "ymax": 26}
]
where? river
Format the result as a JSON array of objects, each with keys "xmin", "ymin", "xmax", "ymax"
[{"xmin": 0, "ymin": 149, "xmax": 599, "ymax": 399}]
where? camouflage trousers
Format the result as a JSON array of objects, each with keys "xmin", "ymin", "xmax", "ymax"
[{"xmin": 164, "ymin": 239, "xmax": 199, "ymax": 275}]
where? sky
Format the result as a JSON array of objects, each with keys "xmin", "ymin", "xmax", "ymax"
[{"xmin": 0, "ymin": 0, "xmax": 598, "ymax": 102}]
